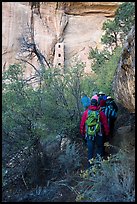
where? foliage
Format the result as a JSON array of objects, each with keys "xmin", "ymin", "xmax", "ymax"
[
  {"xmin": 2, "ymin": 62, "xmax": 92, "ymax": 185},
  {"xmin": 3, "ymin": 61, "xmax": 99, "ymax": 201},
  {"xmin": 75, "ymin": 150, "xmax": 135, "ymax": 202},
  {"xmin": 101, "ymin": 2, "xmax": 135, "ymax": 48},
  {"xmin": 89, "ymin": 46, "xmax": 122, "ymax": 95},
  {"xmin": 101, "ymin": 20, "xmax": 119, "ymax": 48},
  {"xmin": 80, "ymin": 75, "xmax": 97, "ymax": 98},
  {"xmin": 89, "ymin": 48, "xmax": 111, "ymax": 73},
  {"xmin": 2, "ymin": 63, "xmax": 84, "ymax": 139},
  {"xmin": 115, "ymin": 2, "xmax": 135, "ymax": 36}
]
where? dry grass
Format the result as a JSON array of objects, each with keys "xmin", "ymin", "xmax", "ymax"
[{"xmin": 75, "ymin": 149, "xmax": 135, "ymax": 202}]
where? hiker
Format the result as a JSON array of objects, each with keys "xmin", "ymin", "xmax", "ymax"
[
  {"xmin": 105, "ymin": 96, "xmax": 118, "ymax": 137},
  {"xmin": 81, "ymin": 93, "xmax": 91, "ymax": 111},
  {"xmin": 99, "ymin": 99, "xmax": 106, "ymax": 112},
  {"xmin": 98, "ymin": 91, "xmax": 107, "ymax": 105},
  {"xmin": 91, "ymin": 91, "xmax": 99, "ymax": 102},
  {"xmin": 80, "ymin": 99, "xmax": 110, "ymax": 168},
  {"xmin": 99, "ymin": 99, "xmax": 109, "ymax": 154}
]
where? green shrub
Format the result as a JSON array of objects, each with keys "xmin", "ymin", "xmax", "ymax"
[{"xmin": 2, "ymin": 62, "xmax": 88, "ymax": 167}]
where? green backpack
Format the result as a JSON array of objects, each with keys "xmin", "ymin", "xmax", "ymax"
[{"xmin": 86, "ymin": 110, "xmax": 100, "ymax": 136}]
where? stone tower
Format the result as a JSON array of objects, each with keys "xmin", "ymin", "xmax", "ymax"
[{"xmin": 53, "ymin": 42, "xmax": 64, "ymax": 69}]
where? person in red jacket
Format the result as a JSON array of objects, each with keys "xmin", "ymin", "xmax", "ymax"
[{"xmin": 80, "ymin": 99, "xmax": 110, "ymax": 168}]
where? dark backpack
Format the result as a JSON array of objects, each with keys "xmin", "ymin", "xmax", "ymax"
[
  {"xmin": 106, "ymin": 101, "xmax": 117, "ymax": 120},
  {"xmin": 100, "ymin": 106, "xmax": 106, "ymax": 114},
  {"xmin": 85, "ymin": 110, "xmax": 100, "ymax": 136}
]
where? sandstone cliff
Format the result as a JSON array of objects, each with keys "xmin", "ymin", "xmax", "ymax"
[
  {"xmin": 2, "ymin": 2, "xmax": 120, "ymax": 76},
  {"xmin": 112, "ymin": 26, "xmax": 135, "ymax": 113}
]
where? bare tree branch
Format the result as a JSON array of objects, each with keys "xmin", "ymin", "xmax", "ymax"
[
  {"xmin": 18, "ymin": 22, "xmax": 50, "ymax": 69},
  {"xmin": 20, "ymin": 59, "xmax": 40, "ymax": 75}
]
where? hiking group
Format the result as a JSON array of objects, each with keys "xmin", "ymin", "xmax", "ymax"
[{"xmin": 80, "ymin": 91, "xmax": 118, "ymax": 168}]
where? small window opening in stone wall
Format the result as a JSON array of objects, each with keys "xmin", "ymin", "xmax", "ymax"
[
  {"xmin": 58, "ymin": 45, "xmax": 61, "ymax": 48},
  {"xmin": 58, "ymin": 63, "xmax": 61, "ymax": 66},
  {"xmin": 58, "ymin": 54, "xmax": 61, "ymax": 57}
]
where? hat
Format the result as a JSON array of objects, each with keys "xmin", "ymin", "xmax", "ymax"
[
  {"xmin": 91, "ymin": 95, "xmax": 99, "ymax": 101},
  {"xmin": 100, "ymin": 99, "xmax": 106, "ymax": 107},
  {"xmin": 107, "ymin": 96, "xmax": 112, "ymax": 100},
  {"xmin": 99, "ymin": 91, "xmax": 105, "ymax": 95},
  {"xmin": 91, "ymin": 99, "xmax": 98, "ymax": 106}
]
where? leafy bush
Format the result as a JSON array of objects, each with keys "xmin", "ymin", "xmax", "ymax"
[
  {"xmin": 2, "ymin": 62, "xmax": 95, "ymax": 193},
  {"xmin": 2, "ymin": 63, "xmax": 84, "ymax": 145}
]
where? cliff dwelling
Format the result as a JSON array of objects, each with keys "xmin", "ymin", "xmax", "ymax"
[{"xmin": 53, "ymin": 42, "xmax": 64, "ymax": 69}]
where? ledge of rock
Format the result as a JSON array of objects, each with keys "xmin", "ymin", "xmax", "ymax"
[{"xmin": 61, "ymin": 2, "xmax": 121, "ymax": 17}]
